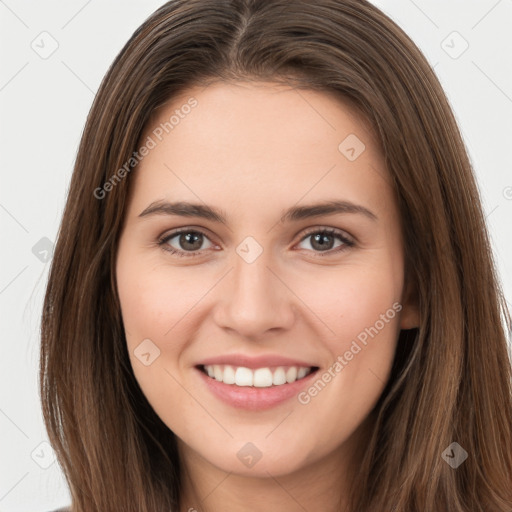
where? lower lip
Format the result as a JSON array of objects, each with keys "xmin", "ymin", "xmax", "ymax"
[{"xmin": 196, "ymin": 367, "xmax": 319, "ymax": 410}]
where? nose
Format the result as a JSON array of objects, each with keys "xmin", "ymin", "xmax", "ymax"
[{"xmin": 212, "ymin": 247, "xmax": 296, "ymax": 339}]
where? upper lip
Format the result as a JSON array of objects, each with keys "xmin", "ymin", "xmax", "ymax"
[{"xmin": 196, "ymin": 354, "xmax": 319, "ymax": 369}]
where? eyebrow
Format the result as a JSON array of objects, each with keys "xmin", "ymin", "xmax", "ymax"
[{"xmin": 138, "ymin": 199, "xmax": 378, "ymax": 224}]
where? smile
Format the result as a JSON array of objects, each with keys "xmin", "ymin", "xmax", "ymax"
[
  {"xmin": 200, "ymin": 364, "xmax": 317, "ymax": 387},
  {"xmin": 195, "ymin": 361, "xmax": 320, "ymax": 410}
]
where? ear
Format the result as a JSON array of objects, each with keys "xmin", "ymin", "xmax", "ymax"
[{"xmin": 399, "ymin": 278, "xmax": 420, "ymax": 330}]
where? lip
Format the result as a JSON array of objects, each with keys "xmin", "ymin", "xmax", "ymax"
[
  {"xmin": 195, "ymin": 365, "xmax": 319, "ymax": 411},
  {"xmin": 196, "ymin": 353, "xmax": 318, "ymax": 369}
]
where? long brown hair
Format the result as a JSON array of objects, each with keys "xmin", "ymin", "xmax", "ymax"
[{"xmin": 40, "ymin": 1, "xmax": 512, "ymax": 510}]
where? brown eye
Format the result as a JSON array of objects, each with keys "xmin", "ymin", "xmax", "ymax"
[
  {"xmin": 159, "ymin": 229, "xmax": 214, "ymax": 256},
  {"xmin": 297, "ymin": 228, "xmax": 354, "ymax": 256}
]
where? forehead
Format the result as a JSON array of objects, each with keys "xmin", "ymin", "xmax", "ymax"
[
  {"xmin": 128, "ymin": 81, "xmax": 392, "ymax": 221},
  {"xmin": 145, "ymin": 80, "xmax": 380, "ymax": 155}
]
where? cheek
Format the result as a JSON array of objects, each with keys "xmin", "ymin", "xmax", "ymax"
[
  {"xmin": 336, "ymin": 264, "xmax": 403, "ymax": 377},
  {"xmin": 288, "ymin": 263, "xmax": 402, "ymax": 435},
  {"xmin": 116, "ymin": 257, "xmax": 206, "ymax": 417},
  {"xmin": 295, "ymin": 258, "xmax": 403, "ymax": 345},
  {"xmin": 117, "ymin": 258, "xmax": 205, "ymax": 346}
]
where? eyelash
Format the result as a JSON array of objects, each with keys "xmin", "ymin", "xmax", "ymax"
[{"xmin": 157, "ymin": 227, "xmax": 355, "ymax": 258}]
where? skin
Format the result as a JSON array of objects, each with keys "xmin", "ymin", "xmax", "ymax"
[{"xmin": 116, "ymin": 81, "xmax": 419, "ymax": 512}]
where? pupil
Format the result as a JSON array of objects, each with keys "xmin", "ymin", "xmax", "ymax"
[
  {"xmin": 312, "ymin": 233, "xmax": 333, "ymax": 251},
  {"xmin": 181, "ymin": 232, "xmax": 202, "ymax": 250}
]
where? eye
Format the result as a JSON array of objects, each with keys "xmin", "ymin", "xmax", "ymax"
[
  {"xmin": 157, "ymin": 227, "xmax": 355, "ymax": 258},
  {"xmin": 158, "ymin": 229, "xmax": 215, "ymax": 257},
  {"xmin": 296, "ymin": 228, "xmax": 354, "ymax": 256}
]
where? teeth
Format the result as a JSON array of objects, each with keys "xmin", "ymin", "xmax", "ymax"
[
  {"xmin": 235, "ymin": 367, "xmax": 253, "ymax": 386},
  {"xmin": 253, "ymin": 368, "xmax": 273, "ymax": 387},
  {"xmin": 286, "ymin": 366, "xmax": 297, "ymax": 383},
  {"xmin": 272, "ymin": 367, "xmax": 287, "ymax": 385},
  {"xmin": 214, "ymin": 365, "xmax": 223, "ymax": 381},
  {"xmin": 297, "ymin": 367, "xmax": 308, "ymax": 379},
  {"xmin": 203, "ymin": 365, "xmax": 314, "ymax": 387},
  {"xmin": 223, "ymin": 365, "xmax": 236, "ymax": 384}
]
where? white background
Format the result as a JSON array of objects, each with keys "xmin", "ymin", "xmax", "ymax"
[{"xmin": 0, "ymin": 1, "xmax": 511, "ymax": 510}]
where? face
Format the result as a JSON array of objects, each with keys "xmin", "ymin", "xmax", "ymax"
[{"xmin": 116, "ymin": 81, "xmax": 418, "ymax": 480}]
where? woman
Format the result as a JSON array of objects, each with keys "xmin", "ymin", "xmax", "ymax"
[{"xmin": 40, "ymin": 0, "xmax": 512, "ymax": 511}]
